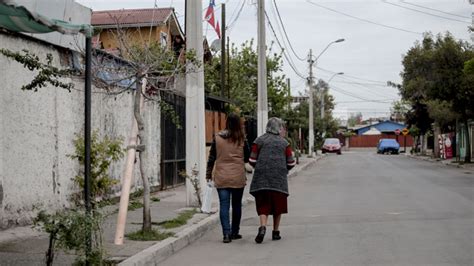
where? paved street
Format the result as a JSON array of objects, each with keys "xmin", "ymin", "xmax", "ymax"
[{"xmin": 161, "ymin": 150, "xmax": 474, "ymax": 266}]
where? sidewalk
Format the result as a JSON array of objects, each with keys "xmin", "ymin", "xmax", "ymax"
[
  {"xmin": 0, "ymin": 155, "xmax": 321, "ymax": 266},
  {"xmin": 405, "ymin": 153, "xmax": 474, "ymax": 171}
]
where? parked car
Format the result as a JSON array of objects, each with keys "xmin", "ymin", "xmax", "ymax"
[
  {"xmin": 377, "ymin": 139, "xmax": 400, "ymax": 154},
  {"xmin": 322, "ymin": 138, "xmax": 342, "ymax": 155}
]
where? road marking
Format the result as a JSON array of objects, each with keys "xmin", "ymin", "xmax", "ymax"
[{"xmin": 386, "ymin": 212, "xmax": 402, "ymax": 215}]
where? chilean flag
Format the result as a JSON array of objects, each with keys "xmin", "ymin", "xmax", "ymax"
[
  {"xmin": 204, "ymin": 0, "xmax": 216, "ymax": 28},
  {"xmin": 204, "ymin": 0, "xmax": 221, "ymax": 38},
  {"xmin": 215, "ymin": 21, "xmax": 221, "ymax": 38}
]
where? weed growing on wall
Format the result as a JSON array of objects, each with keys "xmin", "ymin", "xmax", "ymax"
[
  {"xmin": 179, "ymin": 169, "xmax": 202, "ymax": 208},
  {"xmin": 0, "ymin": 48, "xmax": 74, "ymax": 91}
]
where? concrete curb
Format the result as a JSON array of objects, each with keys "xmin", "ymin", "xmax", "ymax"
[
  {"xmin": 119, "ymin": 157, "xmax": 321, "ymax": 265},
  {"xmin": 288, "ymin": 156, "xmax": 323, "ymax": 179},
  {"xmin": 405, "ymin": 153, "xmax": 471, "ymax": 169},
  {"xmin": 119, "ymin": 214, "xmax": 220, "ymax": 266}
]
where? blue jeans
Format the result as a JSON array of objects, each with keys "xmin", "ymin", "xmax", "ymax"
[{"xmin": 217, "ymin": 187, "xmax": 244, "ymax": 236}]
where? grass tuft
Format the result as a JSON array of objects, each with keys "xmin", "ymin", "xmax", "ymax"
[
  {"xmin": 128, "ymin": 201, "xmax": 144, "ymax": 211},
  {"xmin": 126, "ymin": 228, "xmax": 175, "ymax": 241},
  {"xmin": 157, "ymin": 209, "xmax": 197, "ymax": 229}
]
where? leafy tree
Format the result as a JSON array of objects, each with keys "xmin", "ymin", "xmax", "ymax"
[
  {"xmin": 280, "ymin": 79, "xmax": 338, "ymax": 150},
  {"xmin": 205, "ymin": 40, "xmax": 290, "ymax": 117},
  {"xmin": 314, "ymin": 79, "xmax": 338, "ymax": 138},
  {"xmin": 399, "ymin": 32, "xmax": 474, "ymax": 161},
  {"xmin": 390, "ymin": 100, "xmax": 410, "ymax": 122},
  {"xmin": 69, "ymin": 131, "xmax": 124, "ymax": 205},
  {"xmin": 205, "ymin": 41, "xmax": 339, "ymax": 150},
  {"xmin": 94, "ymin": 28, "xmax": 199, "ymax": 232},
  {"xmin": 347, "ymin": 112, "xmax": 363, "ymax": 127},
  {"xmin": 424, "ymin": 99, "xmax": 458, "ymax": 131}
]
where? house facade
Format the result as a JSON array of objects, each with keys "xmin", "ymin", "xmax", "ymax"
[
  {"xmin": 91, "ymin": 8, "xmax": 184, "ymax": 56},
  {"xmin": 353, "ymin": 120, "xmax": 406, "ymax": 136},
  {"xmin": 92, "ymin": 7, "xmax": 226, "ymax": 189}
]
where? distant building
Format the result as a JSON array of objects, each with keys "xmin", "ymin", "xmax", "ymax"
[
  {"xmin": 291, "ymin": 95, "xmax": 308, "ymax": 108},
  {"xmin": 352, "ymin": 120, "xmax": 406, "ymax": 136}
]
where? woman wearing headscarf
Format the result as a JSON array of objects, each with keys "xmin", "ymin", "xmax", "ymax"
[
  {"xmin": 206, "ymin": 113, "xmax": 250, "ymax": 243},
  {"xmin": 249, "ymin": 117, "xmax": 296, "ymax": 244}
]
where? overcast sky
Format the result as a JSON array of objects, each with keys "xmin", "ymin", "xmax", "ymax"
[{"xmin": 76, "ymin": 0, "xmax": 473, "ymax": 120}]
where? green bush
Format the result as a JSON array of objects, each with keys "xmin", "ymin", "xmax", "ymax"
[
  {"xmin": 34, "ymin": 209, "xmax": 105, "ymax": 265},
  {"xmin": 69, "ymin": 131, "xmax": 124, "ymax": 205}
]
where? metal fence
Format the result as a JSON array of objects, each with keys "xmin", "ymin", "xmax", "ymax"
[{"xmin": 160, "ymin": 92, "xmax": 186, "ymax": 190}]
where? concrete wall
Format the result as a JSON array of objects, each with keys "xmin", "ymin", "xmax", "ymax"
[{"xmin": 0, "ymin": 32, "xmax": 161, "ymax": 229}]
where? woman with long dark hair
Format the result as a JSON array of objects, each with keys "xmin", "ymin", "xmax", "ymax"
[{"xmin": 206, "ymin": 113, "xmax": 250, "ymax": 243}]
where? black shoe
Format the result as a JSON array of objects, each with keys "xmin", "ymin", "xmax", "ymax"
[
  {"xmin": 231, "ymin": 233, "xmax": 242, "ymax": 240},
  {"xmin": 255, "ymin": 226, "xmax": 266, "ymax": 244},
  {"xmin": 272, "ymin": 230, "xmax": 281, "ymax": 240},
  {"xmin": 223, "ymin": 234, "xmax": 232, "ymax": 243}
]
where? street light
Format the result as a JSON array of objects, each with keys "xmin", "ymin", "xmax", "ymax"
[
  {"xmin": 308, "ymin": 38, "xmax": 345, "ymax": 156},
  {"xmin": 321, "ymin": 72, "xmax": 344, "ymax": 138},
  {"xmin": 328, "ymin": 72, "xmax": 344, "ymax": 83},
  {"xmin": 314, "ymin": 39, "xmax": 345, "ymax": 62}
]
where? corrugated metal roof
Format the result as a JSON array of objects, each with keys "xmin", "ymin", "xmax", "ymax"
[{"xmin": 91, "ymin": 8, "xmax": 173, "ymax": 27}]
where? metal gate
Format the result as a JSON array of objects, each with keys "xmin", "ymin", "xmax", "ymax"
[{"xmin": 160, "ymin": 92, "xmax": 186, "ymax": 190}]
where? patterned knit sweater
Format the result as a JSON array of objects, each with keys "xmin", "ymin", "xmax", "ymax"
[{"xmin": 249, "ymin": 133, "xmax": 295, "ymax": 196}]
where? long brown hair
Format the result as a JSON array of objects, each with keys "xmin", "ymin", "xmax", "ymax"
[{"xmin": 226, "ymin": 113, "xmax": 245, "ymax": 146}]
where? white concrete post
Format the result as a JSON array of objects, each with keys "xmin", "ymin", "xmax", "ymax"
[
  {"xmin": 471, "ymin": 0, "xmax": 473, "ymax": 42},
  {"xmin": 185, "ymin": 0, "xmax": 206, "ymax": 206},
  {"xmin": 308, "ymin": 49, "xmax": 314, "ymax": 156},
  {"xmin": 257, "ymin": 0, "xmax": 268, "ymax": 136}
]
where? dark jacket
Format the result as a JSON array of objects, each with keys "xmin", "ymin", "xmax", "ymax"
[{"xmin": 249, "ymin": 132, "xmax": 295, "ymax": 196}]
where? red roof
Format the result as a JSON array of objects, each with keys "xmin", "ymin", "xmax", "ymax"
[{"xmin": 92, "ymin": 8, "xmax": 174, "ymax": 27}]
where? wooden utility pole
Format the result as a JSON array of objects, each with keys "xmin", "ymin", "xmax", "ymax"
[
  {"xmin": 220, "ymin": 3, "xmax": 226, "ymax": 97},
  {"xmin": 257, "ymin": 0, "xmax": 268, "ymax": 136}
]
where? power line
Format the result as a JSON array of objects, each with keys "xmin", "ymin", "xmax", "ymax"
[
  {"xmin": 337, "ymin": 99, "xmax": 397, "ymax": 103},
  {"xmin": 338, "ymin": 78, "xmax": 398, "ymax": 98},
  {"xmin": 271, "ymin": 0, "xmax": 306, "ymax": 61},
  {"xmin": 306, "ymin": 0, "xmax": 423, "ymax": 35},
  {"xmin": 332, "ymin": 81, "xmax": 391, "ymax": 87},
  {"xmin": 316, "ymin": 66, "xmax": 389, "ymax": 85},
  {"xmin": 400, "ymin": 0, "xmax": 471, "ymax": 20},
  {"xmin": 227, "ymin": 0, "xmax": 245, "ymax": 32},
  {"xmin": 382, "ymin": 0, "xmax": 471, "ymax": 24},
  {"xmin": 333, "ymin": 110, "xmax": 391, "ymax": 114},
  {"xmin": 330, "ymin": 85, "xmax": 375, "ymax": 102},
  {"xmin": 267, "ymin": 4, "xmax": 300, "ymax": 70},
  {"xmin": 264, "ymin": 11, "xmax": 307, "ymax": 79},
  {"xmin": 330, "ymin": 84, "xmax": 400, "ymax": 103},
  {"xmin": 337, "ymin": 76, "xmax": 399, "ymax": 96}
]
